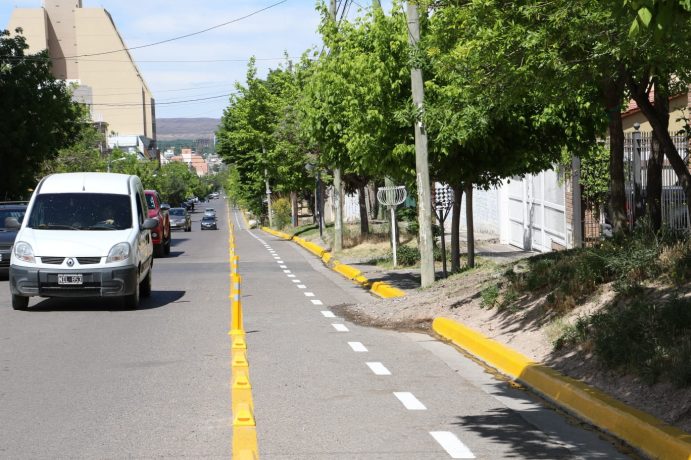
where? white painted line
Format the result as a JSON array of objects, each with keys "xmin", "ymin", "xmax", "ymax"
[
  {"xmin": 297, "ymin": 284, "xmax": 306, "ymax": 289},
  {"xmin": 321, "ymin": 311, "xmax": 336, "ymax": 318},
  {"xmin": 332, "ymin": 323, "xmax": 349, "ymax": 332},
  {"xmin": 277, "ymin": 260, "xmax": 284, "ymax": 264},
  {"xmin": 287, "ymin": 274, "xmax": 296, "ymax": 278},
  {"xmin": 304, "ymin": 292, "xmax": 315, "ymax": 297},
  {"xmin": 429, "ymin": 432, "xmax": 475, "ymax": 459},
  {"xmin": 310, "ymin": 299, "xmax": 323, "ymax": 305},
  {"xmin": 279, "ymin": 265, "xmax": 287, "ymax": 269},
  {"xmin": 393, "ymin": 392, "xmax": 426, "ymax": 411},
  {"xmin": 291, "ymin": 279, "xmax": 301, "ymax": 283},
  {"xmin": 283, "ymin": 270, "xmax": 291, "ymax": 273},
  {"xmin": 366, "ymin": 362, "xmax": 391, "ymax": 375},
  {"xmin": 348, "ymin": 341, "xmax": 367, "ymax": 352},
  {"xmin": 274, "ymin": 256, "xmax": 281, "ymax": 259}
]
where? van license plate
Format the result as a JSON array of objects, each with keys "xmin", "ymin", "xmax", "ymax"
[{"xmin": 58, "ymin": 274, "xmax": 83, "ymax": 285}]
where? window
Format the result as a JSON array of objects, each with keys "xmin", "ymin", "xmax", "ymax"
[
  {"xmin": 136, "ymin": 193, "xmax": 145, "ymax": 224},
  {"xmin": 27, "ymin": 193, "xmax": 132, "ymax": 230}
]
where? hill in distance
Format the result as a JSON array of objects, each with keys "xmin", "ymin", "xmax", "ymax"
[{"xmin": 156, "ymin": 118, "xmax": 220, "ymax": 141}]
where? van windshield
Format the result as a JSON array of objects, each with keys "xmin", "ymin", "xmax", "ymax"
[{"xmin": 27, "ymin": 193, "xmax": 132, "ymax": 230}]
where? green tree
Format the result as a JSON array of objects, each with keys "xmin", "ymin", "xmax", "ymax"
[
  {"xmin": 0, "ymin": 29, "xmax": 82, "ymax": 199},
  {"xmin": 46, "ymin": 120, "xmax": 107, "ymax": 174}
]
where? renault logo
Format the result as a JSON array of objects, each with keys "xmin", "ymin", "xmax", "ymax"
[{"xmin": 66, "ymin": 258, "xmax": 75, "ymax": 267}]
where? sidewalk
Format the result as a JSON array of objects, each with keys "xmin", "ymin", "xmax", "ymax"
[{"xmin": 338, "ymin": 231, "xmax": 535, "ymax": 292}]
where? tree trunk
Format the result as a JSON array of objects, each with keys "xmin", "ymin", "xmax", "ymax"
[
  {"xmin": 450, "ymin": 184, "xmax": 463, "ymax": 272},
  {"xmin": 603, "ymin": 78, "xmax": 628, "ymax": 235},
  {"xmin": 627, "ymin": 76, "xmax": 691, "ymax": 226},
  {"xmin": 647, "ymin": 79, "xmax": 670, "ymax": 232},
  {"xmin": 291, "ymin": 191, "xmax": 299, "ymax": 227},
  {"xmin": 358, "ymin": 185, "xmax": 369, "ymax": 235},
  {"xmin": 464, "ymin": 184, "xmax": 475, "ymax": 268}
]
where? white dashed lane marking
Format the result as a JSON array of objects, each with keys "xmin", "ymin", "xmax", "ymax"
[
  {"xmin": 430, "ymin": 432, "xmax": 476, "ymax": 459},
  {"xmin": 310, "ymin": 299, "xmax": 323, "ymax": 305},
  {"xmin": 332, "ymin": 324, "xmax": 349, "ymax": 332},
  {"xmin": 393, "ymin": 392, "xmax": 426, "ymax": 411},
  {"xmin": 348, "ymin": 342, "xmax": 367, "ymax": 352},
  {"xmin": 297, "ymin": 285, "xmax": 306, "ymax": 289},
  {"xmin": 304, "ymin": 292, "xmax": 315, "ymax": 297},
  {"xmin": 321, "ymin": 311, "xmax": 336, "ymax": 318},
  {"xmin": 291, "ymin": 279, "xmax": 300, "ymax": 283},
  {"xmin": 283, "ymin": 270, "xmax": 291, "ymax": 273},
  {"xmin": 280, "ymin": 265, "xmax": 287, "ymax": 269},
  {"xmin": 288, "ymin": 274, "xmax": 296, "ymax": 278},
  {"xmin": 366, "ymin": 362, "xmax": 391, "ymax": 375}
]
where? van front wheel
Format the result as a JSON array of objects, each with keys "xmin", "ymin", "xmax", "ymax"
[{"xmin": 12, "ymin": 294, "xmax": 29, "ymax": 310}]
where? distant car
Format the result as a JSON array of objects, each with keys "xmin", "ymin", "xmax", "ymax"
[
  {"xmin": 0, "ymin": 202, "xmax": 28, "ymax": 276},
  {"xmin": 169, "ymin": 207, "xmax": 191, "ymax": 232},
  {"xmin": 182, "ymin": 200, "xmax": 194, "ymax": 212},
  {"xmin": 201, "ymin": 215, "xmax": 217, "ymax": 230},
  {"xmin": 204, "ymin": 207, "xmax": 216, "ymax": 218}
]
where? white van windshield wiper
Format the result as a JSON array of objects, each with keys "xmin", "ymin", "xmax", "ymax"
[{"xmin": 36, "ymin": 224, "xmax": 81, "ymax": 230}]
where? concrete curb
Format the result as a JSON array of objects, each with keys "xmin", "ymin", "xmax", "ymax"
[
  {"xmin": 260, "ymin": 227, "xmax": 405, "ymax": 299},
  {"xmin": 432, "ymin": 317, "xmax": 691, "ymax": 460}
]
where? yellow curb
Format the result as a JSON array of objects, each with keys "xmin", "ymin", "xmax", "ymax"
[
  {"xmin": 333, "ymin": 262, "xmax": 362, "ymax": 280},
  {"xmin": 370, "ymin": 281, "xmax": 406, "ymax": 298},
  {"xmin": 231, "ymin": 350, "xmax": 249, "ymax": 368},
  {"xmin": 432, "ymin": 317, "xmax": 691, "ymax": 460},
  {"xmin": 258, "ymin": 227, "xmax": 407, "ymax": 300}
]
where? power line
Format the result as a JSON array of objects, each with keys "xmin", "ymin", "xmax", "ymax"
[
  {"xmin": 87, "ymin": 92, "xmax": 237, "ymax": 107},
  {"xmin": 1, "ymin": 55, "xmax": 297, "ymax": 63},
  {"xmin": 55, "ymin": 1, "xmax": 288, "ymax": 60}
]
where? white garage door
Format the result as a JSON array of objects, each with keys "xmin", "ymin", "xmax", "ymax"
[{"xmin": 507, "ymin": 169, "xmax": 566, "ymax": 252}]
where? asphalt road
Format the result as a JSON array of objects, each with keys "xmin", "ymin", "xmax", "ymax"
[{"xmin": 0, "ymin": 201, "xmax": 633, "ymax": 459}]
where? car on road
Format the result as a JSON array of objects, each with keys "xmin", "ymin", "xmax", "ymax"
[
  {"xmin": 204, "ymin": 207, "xmax": 216, "ymax": 218},
  {"xmin": 169, "ymin": 207, "xmax": 191, "ymax": 232},
  {"xmin": 9, "ymin": 173, "xmax": 157, "ymax": 310},
  {"xmin": 0, "ymin": 202, "xmax": 28, "ymax": 276},
  {"xmin": 201, "ymin": 215, "xmax": 217, "ymax": 230},
  {"xmin": 145, "ymin": 190, "xmax": 171, "ymax": 257}
]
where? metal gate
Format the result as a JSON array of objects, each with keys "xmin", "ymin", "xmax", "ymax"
[{"xmin": 508, "ymin": 169, "xmax": 567, "ymax": 252}]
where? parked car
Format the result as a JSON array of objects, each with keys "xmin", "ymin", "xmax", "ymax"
[
  {"xmin": 181, "ymin": 200, "xmax": 194, "ymax": 212},
  {"xmin": 169, "ymin": 207, "xmax": 191, "ymax": 232},
  {"xmin": 201, "ymin": 215, "xmax": 217, "ymax": 230},
  {"xmin": 144, "ymin": 190, "xmax": 171, "ymax": 257},
  {"xmin": 0, "ymin": 202, "xmax": 28, "ymax": 276},
  {"xmin": 9, "ymin": 173, "xmax": 157, "ymax": 310},
  {"xmin": 204, "ymin": 207, "xmax": 216, "ymax": 218}
]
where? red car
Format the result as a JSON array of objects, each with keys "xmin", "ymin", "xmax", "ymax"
[{"xmin": 144, "ymin": 190, "xmax": 171, "ymax": 257}]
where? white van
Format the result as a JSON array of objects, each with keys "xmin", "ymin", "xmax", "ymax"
[{"xmin": 9, "ymin": 173, "xmax": 157, "ymax": 310}]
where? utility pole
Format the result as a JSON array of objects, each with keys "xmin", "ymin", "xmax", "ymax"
[
  {"xmin": 262, "ymin": 142, "xmax": 273, "ymax": 228},
  {"xmin": 407, "ymin": 2, "xmax": 435, "ymax": 287},
  {"xmin": 330, "ymin": 0, "xmax": 343, "ymax": 252}
]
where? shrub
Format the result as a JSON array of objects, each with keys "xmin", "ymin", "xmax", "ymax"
[
  {"xmin": 395, "ymin": 245, "xmax": 420, "ymax": 266},
  {"xmin": 272, "ymin": 198, "xmax": 291, "ymax": 230},
  {"xmin": 480, "ymin": 284, "xmax": 500, "ymax": 308}
]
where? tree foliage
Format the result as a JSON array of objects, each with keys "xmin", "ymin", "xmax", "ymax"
[{"xmin": 0, "ymin": 29, "xmax": 82, "ymax": 199}]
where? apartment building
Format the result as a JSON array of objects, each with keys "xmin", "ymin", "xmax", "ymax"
[{"xmin": 7, "ymin": 1, "xmax": 156, "ymax": 159}]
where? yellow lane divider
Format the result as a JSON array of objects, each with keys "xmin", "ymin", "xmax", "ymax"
[
  {"xmin": 260, "ymin": 226, "xmax": 405, "ymax": 299},
  {"xmin": 227, "ymin": 206, "xmax": 259, "ymax": 459}
]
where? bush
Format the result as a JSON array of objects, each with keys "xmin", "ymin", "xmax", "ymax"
[
  {"xmin": 395, "ymin": 245, "xmax": 420, "ymax": 266},
  {"xmin": 272, "ymin": 198, "xmax": 291, "ymax": 230},
  {"xmin": 559, "ymin": 297, "xmax": 691, "ymax": 386}
]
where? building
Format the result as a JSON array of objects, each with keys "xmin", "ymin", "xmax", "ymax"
[{"xmin": 7, "ymin": 0, "xmax": 156, "ymax": 159}]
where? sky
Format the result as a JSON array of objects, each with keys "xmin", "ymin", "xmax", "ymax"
[{"xmin": 1, "ymin": 0, "xmax": 392, "ymax": 119}]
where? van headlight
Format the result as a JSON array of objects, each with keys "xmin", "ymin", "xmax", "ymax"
[
  {"xmin": 13, "ymin": 242, "xmax": 35, "ymax": 263},
  {"xmin": 106, "ymin": 242, "xmax": 131, "ymax": 263}
]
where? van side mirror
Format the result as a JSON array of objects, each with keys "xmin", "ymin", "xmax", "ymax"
[{"xmin": 142, "ymin": 218, "xmax": 158, "ymax": 230}]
